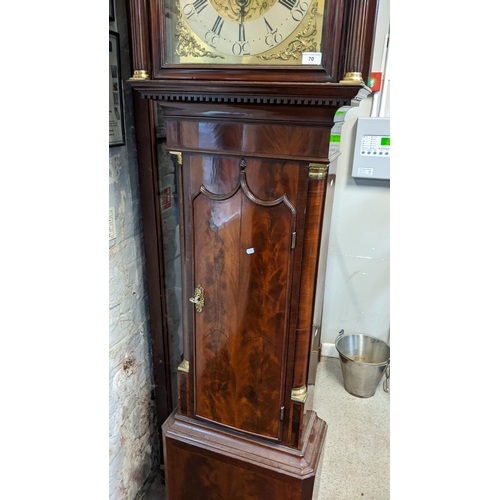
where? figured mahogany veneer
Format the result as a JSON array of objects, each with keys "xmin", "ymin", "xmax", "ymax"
[
  {"xmin": 191, "ymin": 157, "xmax": 298, "ymax": 440},
  {"xmin": 156, "ymin": 98, "xmax": 329, "ymax": 451},
  {"xmin": 163, "ymin": 410, "xmax": 327, "ymax": 500}
]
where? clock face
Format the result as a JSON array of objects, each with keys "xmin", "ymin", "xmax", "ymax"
[{"xmin": 164, "ymin": 0, "xmax": 325, "ymax": 66}]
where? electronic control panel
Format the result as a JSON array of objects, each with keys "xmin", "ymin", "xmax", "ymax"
[{"xmin": 352, "ymin": 117, "xmax": 390, "ymax": 180}]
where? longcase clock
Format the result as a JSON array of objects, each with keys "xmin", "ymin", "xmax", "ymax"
[{"xmin": 127, "ymin": 0, "xmax": 379, "ymax": 498}]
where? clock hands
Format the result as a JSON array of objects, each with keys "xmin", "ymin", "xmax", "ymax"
[
  {"xmin": 236, "ymin": 0, "xmax": 250, "ymax": 42},
  {"xmin": 237, "ymin": 0, "xmax": 250, "ymax": 25}
]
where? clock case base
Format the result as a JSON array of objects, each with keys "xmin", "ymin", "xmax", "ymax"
[{"xmin": 163, "ymin": 409, "xmax": 327, "ymax": 500}]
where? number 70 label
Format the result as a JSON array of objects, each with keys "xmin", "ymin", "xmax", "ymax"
[{"xmin": 301, "ymin": 52, "xmax": 322, "ymax": 65}]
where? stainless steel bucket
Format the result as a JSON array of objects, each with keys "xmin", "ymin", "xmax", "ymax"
[{"xmin": 335, "ymin": 330, "xmax": 390, "ymax": 398}]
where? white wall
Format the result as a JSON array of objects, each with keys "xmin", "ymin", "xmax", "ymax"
[
  {"xmin": 371, "ymin": 0, "xmax": 390, "ymax": 117},
  {"xmin": 320, "ymin": 0, "xmax": 390, "ymax": 354}
]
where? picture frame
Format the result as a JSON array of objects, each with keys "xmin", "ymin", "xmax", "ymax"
[
  {"xmin": 109, "ymin": 31, "xmax": 125, "ymax": 147},
  {"xmin": 109, "ymin": 0, "xmax": 115, "ymax": 21}
]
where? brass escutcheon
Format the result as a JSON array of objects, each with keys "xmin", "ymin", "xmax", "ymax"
[{"xmin": 189, "ymin": 284, "xmax": 205, "ymax": 313}]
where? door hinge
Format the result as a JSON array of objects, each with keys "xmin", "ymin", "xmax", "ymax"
[
  {"xmin": 280, "ymin": 406, "xmax": 285, "ymax": 420},
  {"xmin": 291, "ymin": 231, "xmax": 297, "ymax": 249}
]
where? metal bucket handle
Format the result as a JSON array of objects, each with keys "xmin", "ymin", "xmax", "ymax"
[
  {"xmin": 383, "ymin": 362, "xmax": 390, "ymax": 393},
  {"xmin": 335, "ymin": 329, "xmax": 345, "ymax": 348}
]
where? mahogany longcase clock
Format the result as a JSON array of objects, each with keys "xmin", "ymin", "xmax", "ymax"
[{"xmin": 127, "ymin": 0, "xmax": 379, "ymax": 498}]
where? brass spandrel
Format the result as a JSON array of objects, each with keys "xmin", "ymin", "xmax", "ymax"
[
  {"xmin": 174, "ymin": 1, "xmax": 225, "ymax": 60},
  {"xmin": 258, "ymin": 1, "xmax": 319, "ymax": 61}
]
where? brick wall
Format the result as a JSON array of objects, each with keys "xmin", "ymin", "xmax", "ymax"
[{"xmin": 109, "ymin": 1, "xmax": 159, "ymax": 498}]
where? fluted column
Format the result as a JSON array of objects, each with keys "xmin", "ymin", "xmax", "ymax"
[
  {"xmin": 340, "ymin": 0, "xmax": 370, "ymax": 84},
  {"xmin": 128, "ymin": 0, "xmax": 151, "ymax": 80}
]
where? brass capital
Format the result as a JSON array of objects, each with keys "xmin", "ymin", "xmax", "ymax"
[
  {"xmin": 128, "ymin": 69, "xmax": 150, "ymax": 81},
  {"xmin": 340, "ymin": 71, "xmax": 365, "ymax": 85},
  {"xmin": 178, "ymin": 359, "xmax": 189, "ymax": 373},
  {"xmin": 309, "ymin": 163, "xmax": 328, "ymax": 180},
  {"xmin": 291, "ymin": 385, "xmax": 308, "ymax": 403},
  {"xmin": 169, "ymin": 151, "xmax": 183, "ymax": 166}
]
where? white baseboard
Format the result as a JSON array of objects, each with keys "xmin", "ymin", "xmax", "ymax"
[{"xmin": 320, "ymin": 342, "xmax": 339, "ymax": 358}]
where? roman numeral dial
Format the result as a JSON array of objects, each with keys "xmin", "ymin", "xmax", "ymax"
[{"xmin": 177, "ymin": 0, "xmax": 318, "ymax": 59}]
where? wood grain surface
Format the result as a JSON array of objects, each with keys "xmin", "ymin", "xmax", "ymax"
[
  {"xmin": 163, "ymin": 410, "xmax": 327, "ymax": 500},
  {"xmin": 189, "ymin": 156, "xmax": 299, "ymax": 439}
]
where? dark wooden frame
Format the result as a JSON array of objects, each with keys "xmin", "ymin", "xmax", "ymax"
[
  {"xmin": 133, "ymin": 95, "xmax": 175, "ymax": 446},
  {"xmin": 143, "ymin": 0, "xmax": 378, "ymax": 83},
  {"xmin": 152, "ymin": 0, "xmax": 343, "ymax": 80}
]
